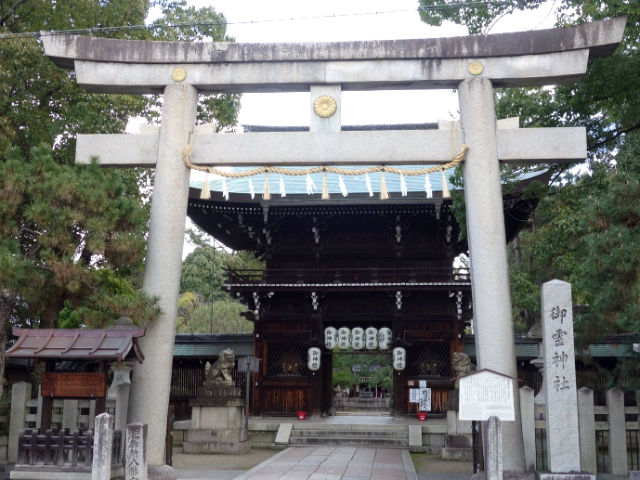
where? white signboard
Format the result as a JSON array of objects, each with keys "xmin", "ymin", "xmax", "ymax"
[
  {"xmin": 419, "ymin": 388, "xmax": 432, "ymax": 412},
  {"xmin": 459, "ymin": 369, "xmax": 515, "ymax": 421},
  {"xmin": 409, "ymin": 388, "xmax": 420, "ymax": 403}
]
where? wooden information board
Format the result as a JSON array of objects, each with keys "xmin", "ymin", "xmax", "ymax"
[{"xmin": 41, "ymin": 372, "xmax": 106, "ymax": 398}]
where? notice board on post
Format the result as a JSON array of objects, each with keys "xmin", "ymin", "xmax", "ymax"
[
  {"xmin": 41, "ymin": 372, "xmax": 106, "ymax": 398},
  {"xmin": 458, "ymin": 369, "xmax": 515, "ymax": 421}
]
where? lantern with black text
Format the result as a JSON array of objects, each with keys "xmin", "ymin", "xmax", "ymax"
[
  {"xmin": 337, "ymin": 327, "xmax": 350, "ymax": 350},
  {"xmin": 351, "ymin": 327, "xmax": 364, "ymax": 350},
  {"xmin": 378, "ymin": 327, "xmax": 392, "ymax": 350},
  {"xmin": 324, "ymin": 327, "xmax": 337, "ymax": 350},
  {"xmin": 365, "ymin": 327, "xmax": 378, "ymax": 350},
  {"xmin": 308, "ymin": 347, "xmax": 321, "ymax": 371},
  {"xmin": 392, "ymin": 347, "xmax": 406, "ymax": 371}
]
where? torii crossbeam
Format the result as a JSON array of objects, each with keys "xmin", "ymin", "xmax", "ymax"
[{"xmin": 43, "ymin": 17, "xmax": 626, "ymax": 478}]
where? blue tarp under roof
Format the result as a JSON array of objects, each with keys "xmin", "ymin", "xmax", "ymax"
[{"xmin": 189, "ymin": 124, "xmax": 548, "ymax": 197}]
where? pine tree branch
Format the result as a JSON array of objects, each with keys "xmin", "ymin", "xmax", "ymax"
[
  {"xmin": 0, "ymin": 0, "xmax": 28, "ymax": 27},
  {"xmin": 588, "ymin": 121, "xmax": 640, "ymax": 152}
]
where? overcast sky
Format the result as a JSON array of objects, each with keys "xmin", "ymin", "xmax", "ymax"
[{"xmin": 191, "ymin": 0, "xmax": 557, "ymax": 126}]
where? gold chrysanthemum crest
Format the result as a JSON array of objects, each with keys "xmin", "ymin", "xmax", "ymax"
[
  {"xmin": 313, "ymin": 95, "xmax": 337, "ymax": 118},
  {"xmin": 172, "ymin": 67, "xmax": 187, "ymax": 82}
]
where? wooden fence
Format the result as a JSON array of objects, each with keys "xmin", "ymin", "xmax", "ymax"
[{"xmin": 7, "ymin": 382, "xmax": 108, "ymax": 463}]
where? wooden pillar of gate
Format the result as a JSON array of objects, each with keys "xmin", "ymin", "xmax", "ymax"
[
  {"xmin": 393, "ymin": 313, "xmax": 407, "ymax": 416},
  {"xmin": 309, "ymin": 313, "xmax": 323, "ymax": 416},
  {"xmin": 253, "ymin": 324, "xmax": 266, "ymax": 415}
]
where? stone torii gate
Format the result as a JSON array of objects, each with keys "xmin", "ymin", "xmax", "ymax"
[{"xmin": 42, "ymin": 17, "xmax": 625, "ymax": 477}]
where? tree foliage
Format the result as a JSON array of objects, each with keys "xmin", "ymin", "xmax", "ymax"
[
  {"xmin": 0, "ymin": 0, "xmax": 240, "ymax": 395},
  {"xmin": 177, "ymin": 244, "xmax": 262, "ymax": 334},
  {"xmin": 332, "ymin": 351, "xmax": 393, "ymax": 393},
  {"xmin": 420, "ymin": 1, "xmax": 640, "ymax": 380},
  {"xmin": 176, "ymin": 294, "xmax": 253, "ymax": 334}
]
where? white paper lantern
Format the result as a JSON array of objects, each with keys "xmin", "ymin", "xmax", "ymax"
[
  {"xmin": 392, "ymin": 347, "xmax": 406, "ymax": 371},
  {"xmin": 324, "ymin": 327, "xmax": 337, "ymax": 350},
  {"xmin": 351, "ymin": 327, "xmax": 364, "ymax": 350},
  {"xmin": 337, "ymin": 327, "xmax": 351, "ymax": 350},
  {"xmin": 378, "ymin": 327, "xmax": 392, "ymax": 350},
  {"xmin": 308, "ymin": 347, "xmax": 321, "ymax": 371},
  {"xmin": 365, "ymin": 327, "xmax": 378, "ymax": 350}
]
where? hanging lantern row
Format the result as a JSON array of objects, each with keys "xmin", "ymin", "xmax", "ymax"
[
  {"xmin": 183, "ymin": 145, "xmax": 468, "ymax": 201},
  {"xmin": 324, "ymin": 327, "xmax": 392, "ymax": 351}
]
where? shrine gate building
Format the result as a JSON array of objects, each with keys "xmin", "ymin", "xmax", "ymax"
[{"xmin": 186, "ymin": 125, "xmax": 542, "ymax": 417}]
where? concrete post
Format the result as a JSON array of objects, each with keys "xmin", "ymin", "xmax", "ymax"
[
  {"xmin": 62, "ymin": 399, "xmax": 79, "ymax": 430},
  {"xmin": 606, "ymin": 387, "xmax": 628, "ymax": 475},
  {"xmin": 8, "ymin": 381, "xmax": 31, "ymax": 463},
  {"xmin": 125, "ymin": 423, "xmax": 148, "ymax": 480},
  {"xmin": 108, "ymin": 362, "xmax": 133, "ymax": 459},
  {"xmin": 36, "ymin": 386, "xmax": 42, "ymax": 429},
  {"xmin": 519, "ymin": 386, "xmax": 536, "ymax": 472},
  {"xmin": 128, "ymin": 83, "xmax": 198, "ymax": 471},
  {"xmin": 92, "ymin": 412, "xmax": 114, "ymax": 480},
  {"xmin": 486, "ymin": 416, "xmax": 503, "ymax": 480},
  {"xmin": 577, "ymin": 387, "xmax": 596, "ymax": 473},
  {"xmin": 458, "ymin": 77, "xmax": 524, "ymax": 471},
  {"xmin": 447, "ymin": 410, "xmax": 458, "ymax": 435}
]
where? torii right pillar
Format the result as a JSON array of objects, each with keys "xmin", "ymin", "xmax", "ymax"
[{"xmin": 459, "ymin": 76, "xmax": 524, "ymax": 469}]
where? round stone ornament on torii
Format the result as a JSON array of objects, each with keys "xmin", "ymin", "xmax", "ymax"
[{"xmin": 41, "ymin": 17, "xmax": 626, "ymax": 477}]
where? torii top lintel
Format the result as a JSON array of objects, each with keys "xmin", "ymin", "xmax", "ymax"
[{"xmin": 42, "ymin": 17, "xmax": 626, "ymax": 95}]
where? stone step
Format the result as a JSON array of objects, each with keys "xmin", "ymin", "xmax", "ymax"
[
  {"xmin": 289, "ymin": 436, "xmax": 409, "ymax": 448},
  {"xmin": 291, "ymin": 424, "xmax": 407, "ymax": 433},
  {"xmin": 291, "ymin": 429, "xmax": 406, "ymax": 439},
  {"xmin": 333, "ymin": 410, "xmax": 391, "ymax": 414}
]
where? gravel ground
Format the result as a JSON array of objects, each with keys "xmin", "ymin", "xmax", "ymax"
[{"xmin": 173, "ymin": 448, "xmax": 280, "ymax": 479}]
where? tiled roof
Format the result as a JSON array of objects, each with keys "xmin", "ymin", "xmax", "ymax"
[{"xmin": 7, "ymin": 327, "xmax": 146, "ymax": 362}]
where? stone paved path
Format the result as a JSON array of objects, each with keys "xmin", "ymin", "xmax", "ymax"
[{"xmin": 233, "ymin": 446, "xmax": 418, "ymax": 480}]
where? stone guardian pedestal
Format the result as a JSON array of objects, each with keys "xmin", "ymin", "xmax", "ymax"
[
  {"xmin": 184, "ymin": 396, "xmax": 249, "ymax": 454},
  {"xmin": 183, "ymin": 350, "xmax": 249, "ymax": 454}
]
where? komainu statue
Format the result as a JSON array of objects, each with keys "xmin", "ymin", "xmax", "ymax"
[
  {"xmin": 452, "ymin": 352, "xmax": 472, "ymax": 389},
  {"xmin": 204, "ymin": 348, "xmax": 235, "ymax": 387}
]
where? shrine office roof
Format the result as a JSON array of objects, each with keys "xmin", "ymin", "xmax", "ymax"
[
  {"xmin": 6, "ymin": 326, "xmax": 146, "ymax": 362},
  {"xmin": 173, "ymin": 334, "xmax": 253, "ymax": 358}
]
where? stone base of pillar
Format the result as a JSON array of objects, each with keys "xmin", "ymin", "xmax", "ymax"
[
  {"xmin": 472, "ymin": 471, "xmax": 536, "ymax": 480},
  {"xmin": 536, "ymin": 473, "xmax": 595, "ymax": 480},
  {"xmin": 148, "ymin": 465, "xmax": 177, "ymax": 480},
  {"xmin": 10, "ymin": 465, "xmax": 124, "ymax": 480},
  {"xmin": 183, "ymin": 427, "xmax": 250, "ymax": 454}
]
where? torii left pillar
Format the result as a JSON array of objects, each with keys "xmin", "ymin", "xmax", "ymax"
[{"xmin": 128, "ymin": 83, "xmax": 197, "ymax": 475}]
